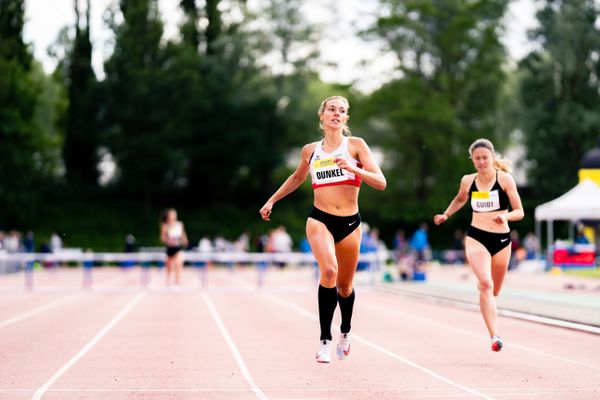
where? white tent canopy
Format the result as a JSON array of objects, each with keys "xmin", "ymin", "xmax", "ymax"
[
  {"xmin": 535, "ymin": 179, "xmax": 600, "ymax": 221},
  {"xmin": 534, "ymin": 179, "xmax": 600, "ymax": 258}
]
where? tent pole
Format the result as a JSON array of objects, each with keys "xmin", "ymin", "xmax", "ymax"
[
  {"xmin": 535, "ymin": 218, "xmax": 542, "ymax": 259},
  {"xmin": 547, "ymin": 221, "xmax": 554, "ymax": 268},
  {"xmin": 569, "ymin": 221, "xmax": 575, "ymax": 242}
]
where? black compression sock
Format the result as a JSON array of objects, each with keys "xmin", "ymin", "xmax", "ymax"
[
  {"xmin": 318, "ymin": 285, "xmax": 338, "ymax": 341},
  {"xmin": 338, "ymin": 288, "xmax": 355, "ymax": 334}
]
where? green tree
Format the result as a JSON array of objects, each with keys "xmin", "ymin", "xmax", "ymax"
[
  {"xmin": 184, "ymin": 0, "xmax": 287, "ymax": 205},
  {"xmin": 63, "ymin": 0, "xmax": 98, "ymax": 187},
  {"xmin": 29, "ymin": 61, "xmax": 66, "ymax": 182},
  {"xmin": 361, "ymin": 0, "xmax": 509, "ymax": 227},
  {"xmin": 205, "ymin": 0, "xmax": 221, "ymax": 56},
  {"xmin": 0, "ymin": 0, "xmax": 47, "ymax": 226},
  {"xmin": 156, "ymin": 0, "xmax": 207, "ymax": 198},
  {"xmin": 103, "ymin": 0, "xmax": 171, "ymax": 207},
  {"xmin": 180, "ymin": 0, "xmax": 200, "ymax": 51},
  {"xmin": 519, "ymin": 0, "xmax": 600, "ymax": 201},
  {"xmin": 258, "ymin": 0, "xmax": 322, "ymax": 146}
]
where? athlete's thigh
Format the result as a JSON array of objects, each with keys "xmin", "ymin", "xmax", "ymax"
[
  {"xmin": 491, "ymin": 245, "xmax": 511, "ymax": 294},
  {"xmin": 464, "ymin": 236, "xmax": 493, "ymax": 283},
  {"xmin": 334, "ymin": 226, "xmax": 362, "ymax": 286},
  {"xmin": 306, "ymin": 218, "xmax": 337, "ymax": 272}
]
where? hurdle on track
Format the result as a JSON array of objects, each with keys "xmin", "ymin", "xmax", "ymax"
[{"xmin": 0, "ymin": 250, "xmax": 391, "ymax": 291}]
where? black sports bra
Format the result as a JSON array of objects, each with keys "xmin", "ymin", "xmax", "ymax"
[{"xmin": 469, "ymin": 173, "xmax": 510, "ymax": 213}]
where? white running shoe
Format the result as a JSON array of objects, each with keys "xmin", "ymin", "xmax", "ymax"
[
  {"xmin": 315, "ymin": 339, "xmax": 332, "ymax": 363},
  {"xmin": 336, "ymin": 333, "xmax": 351, "ymax": 360}
]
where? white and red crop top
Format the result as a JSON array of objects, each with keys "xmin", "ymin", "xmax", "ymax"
[{"xmin": 309, "ymin": 136, "xmax": 362, "ymax": 189}]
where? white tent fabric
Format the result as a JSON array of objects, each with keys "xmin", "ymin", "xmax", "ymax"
[{"xmin": 535, "ymin": 179, "xmax": 600, "ymax": 221}]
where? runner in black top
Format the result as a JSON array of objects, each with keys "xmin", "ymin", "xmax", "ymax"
[{"xmin": 433, "ymin": 138, "xmax": 524, "ymax": 352}]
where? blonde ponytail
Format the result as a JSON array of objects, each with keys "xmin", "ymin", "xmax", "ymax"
[{"xmin": 493, "ymin": 157, "xmax": 512, "ymax": 173}]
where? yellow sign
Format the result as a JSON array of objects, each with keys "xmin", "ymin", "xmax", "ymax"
[
  {"xmin": 313, "ymin": 157, "xmax": 337, "ymax": 169},
  {"xmin": 579, "ymin": 169, "xmax": 600, "ymax": 185},
  {"xmin": 578, "ymin": 169, "xmax": 599, "ymax": 244},
  {"xmin": 471, "ymin": 191, "xmax": 490, "ymax": 199}
]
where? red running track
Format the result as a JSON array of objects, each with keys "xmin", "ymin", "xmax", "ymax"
[{"xmin": 0, "ymin": 266, "xmax": 599, "ymax": 399}]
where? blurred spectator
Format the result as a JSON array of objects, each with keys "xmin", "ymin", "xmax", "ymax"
[
  {"xmin": 369, "ymin": 227, "xmax": 386, "ymax": 252},
  {"xmin": 299, "ymin": 237, "xmax": 318, "ymax": 273},
  {"xmin": 451, "ymin": 229, "xmax": 464, "ymax": 251},
  {"xmin": 523, "ymin": 231, "xmax": 540, "ymax": 260},
  {"xmin": 23, "ymin": 231, "xmax": 35, "ymax": 253},
  {"xmin": 213, "ymin": 235, "xmax": 232, "ymax": 252},
  {"xmin": 449, "ymin": 229, "xmax": 465, "ymax": 264},
  {"xmin": 392, "ymin": 229, "xmax": 411, "ymax": 279},
  {"xmin": 299, "ymin": 237, "xmax": 311, "ymax": 253},
  {"xmin": 194, "ymin": 236, "xmax": 212, "ymax": 269},
  {"xmin": 39, "ymin": 240, "xmax": 53, "ymax": 268},
  {"xmin": 198, "ymin": 236, "xmax": 213, "ymax": 253},
  {"xmin": 357, "ymin": 223, "xmax": 386, "ymax": 271},
  {"xmin": 234, "ymin": 230, "xmax": 250, "ymax": 252},
  {"xmin": 508, "ymin": 230, "xmax": 521, "ymax": 270},
  {"xmin": 409, "ymin": 223, "xmax": 430, "ymax": 264},
  {"xmin": 358, "ymin": 223, "xmax": 375, "ymax": 271},
  {"xmin": 271, "ymin": 226, "xmax": 292, "ymax": 253},
  {"xmin": 256, "ymin": 234, "xmax": 269, "ymax": 253},
  {"xmin": 271, "ymin": 226, "xmax": 292, "ymax": 268},
  {"xmin": 4, "ymin": 231, "xmax": 21, "ymax": 253},
  {"xmin": 124, "ymin": 234, "xmax": 136, "ymax": 252},
  {"xmin": 40, "ymin": 242, "xmax": 51, "ymax": 253},
  {"xmin": 393, "ymin": 230, "xmax": 408, "ymax": 261},
  {"xmin": 575, "ymin": 224, "xmax": 590, "ymax": 244},
  {"xmin": 50, "ymin": 233, "xmax": 62, "ymax": 253}
]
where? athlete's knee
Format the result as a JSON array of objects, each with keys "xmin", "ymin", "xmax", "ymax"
[
  {"xmin": 478, "ymin": 279, "xmax": 494, "ymax": 292},
  {"xmin": 337, "ymin": 284, "xmax": 353, "ymax": 297},
  {"xmin": 321, "ymin": 265, "xmax": 338, "ymax": 282}
]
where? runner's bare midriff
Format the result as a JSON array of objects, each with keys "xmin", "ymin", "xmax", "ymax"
[
  {"xmin": 471, "ymin": 210, "xmax": 510, "ymax": 233},
  {"xmin": 313, "ymin": 185, "xmax": 360, "ymax": 216}
]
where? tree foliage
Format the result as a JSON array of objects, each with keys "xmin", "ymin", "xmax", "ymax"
[
  {"xmin": 0, "ymin": 0, "xmax": 58, "ymax": 227},
  {"xmin": 359, "ymin": 0, "xmax": 509, "ymax": 228},
  {"xmin": 102, "ymin": 0, "xmax": 171, "ymax": 207},
  {"xmin": 63, "ymin": 0, "xmax": 98, "ymax": 187},
  {"xmin": 518, "ymin": 0, "xmax": 600, "ymax": 201},
  {"xmin": 97, "ymin": 0, "xmax": 323, "ymax": 212},
  {"xmin": 11, "ymin": 0, "xmax": 600, "ymax": 248}
]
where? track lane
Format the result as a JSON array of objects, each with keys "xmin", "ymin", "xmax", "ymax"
[
  {"xmin": 208, "ymin": 288, "xmax": 492, "ymax": 399},
  {"xmin": 269, "ymin": 288, "xmax": 600, "ymax": 399},
  {"xmin": 0, "ymin": 293, "xmax": 142, "ymax": 400},
  {"xmin": 1, "ymin": 267, "xmax": 599, "ymax": 399},
  {"xmin": 42, "ymin": 291, "xmax": 258, "ymax": 400}
]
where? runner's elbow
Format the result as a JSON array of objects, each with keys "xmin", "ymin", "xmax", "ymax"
[
  {"xmin": 373, "ymin": 178, "xmax": 386, "ymax": 191},
  {"xmin": 513, "ymin": 209, "xmax": 525, "ymax": 221}
]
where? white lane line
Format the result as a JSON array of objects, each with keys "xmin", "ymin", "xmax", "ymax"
[
  {"xmin": 202, "ymin": 292, "xmax": 268, "ymax": 400},
  {"xmin": 0, "ymin": 295, "xmax": 79, "ymax": 329},
  {"xmin": 31, "ymin": 291, "xmax": 146, "ymax": 400},
  {"xmin": 264, "ymin": 293, "xmax": 496, "ymax": 400},
  {"xmin": 361, "ymin": 296, "xmax": 600, "ymax": 371},
  {"xmin": 4, "ymin": 387, "xmax": 600, "ymax": 393}
]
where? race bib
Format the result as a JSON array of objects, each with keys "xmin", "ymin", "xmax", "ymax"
[
  {"xmin": 312, "ymin": 157, "xmax": 351, "ymax": 184},
  {"xmin": 471, "ymin": 190, "xmax": 500, "ymax": 212}
]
